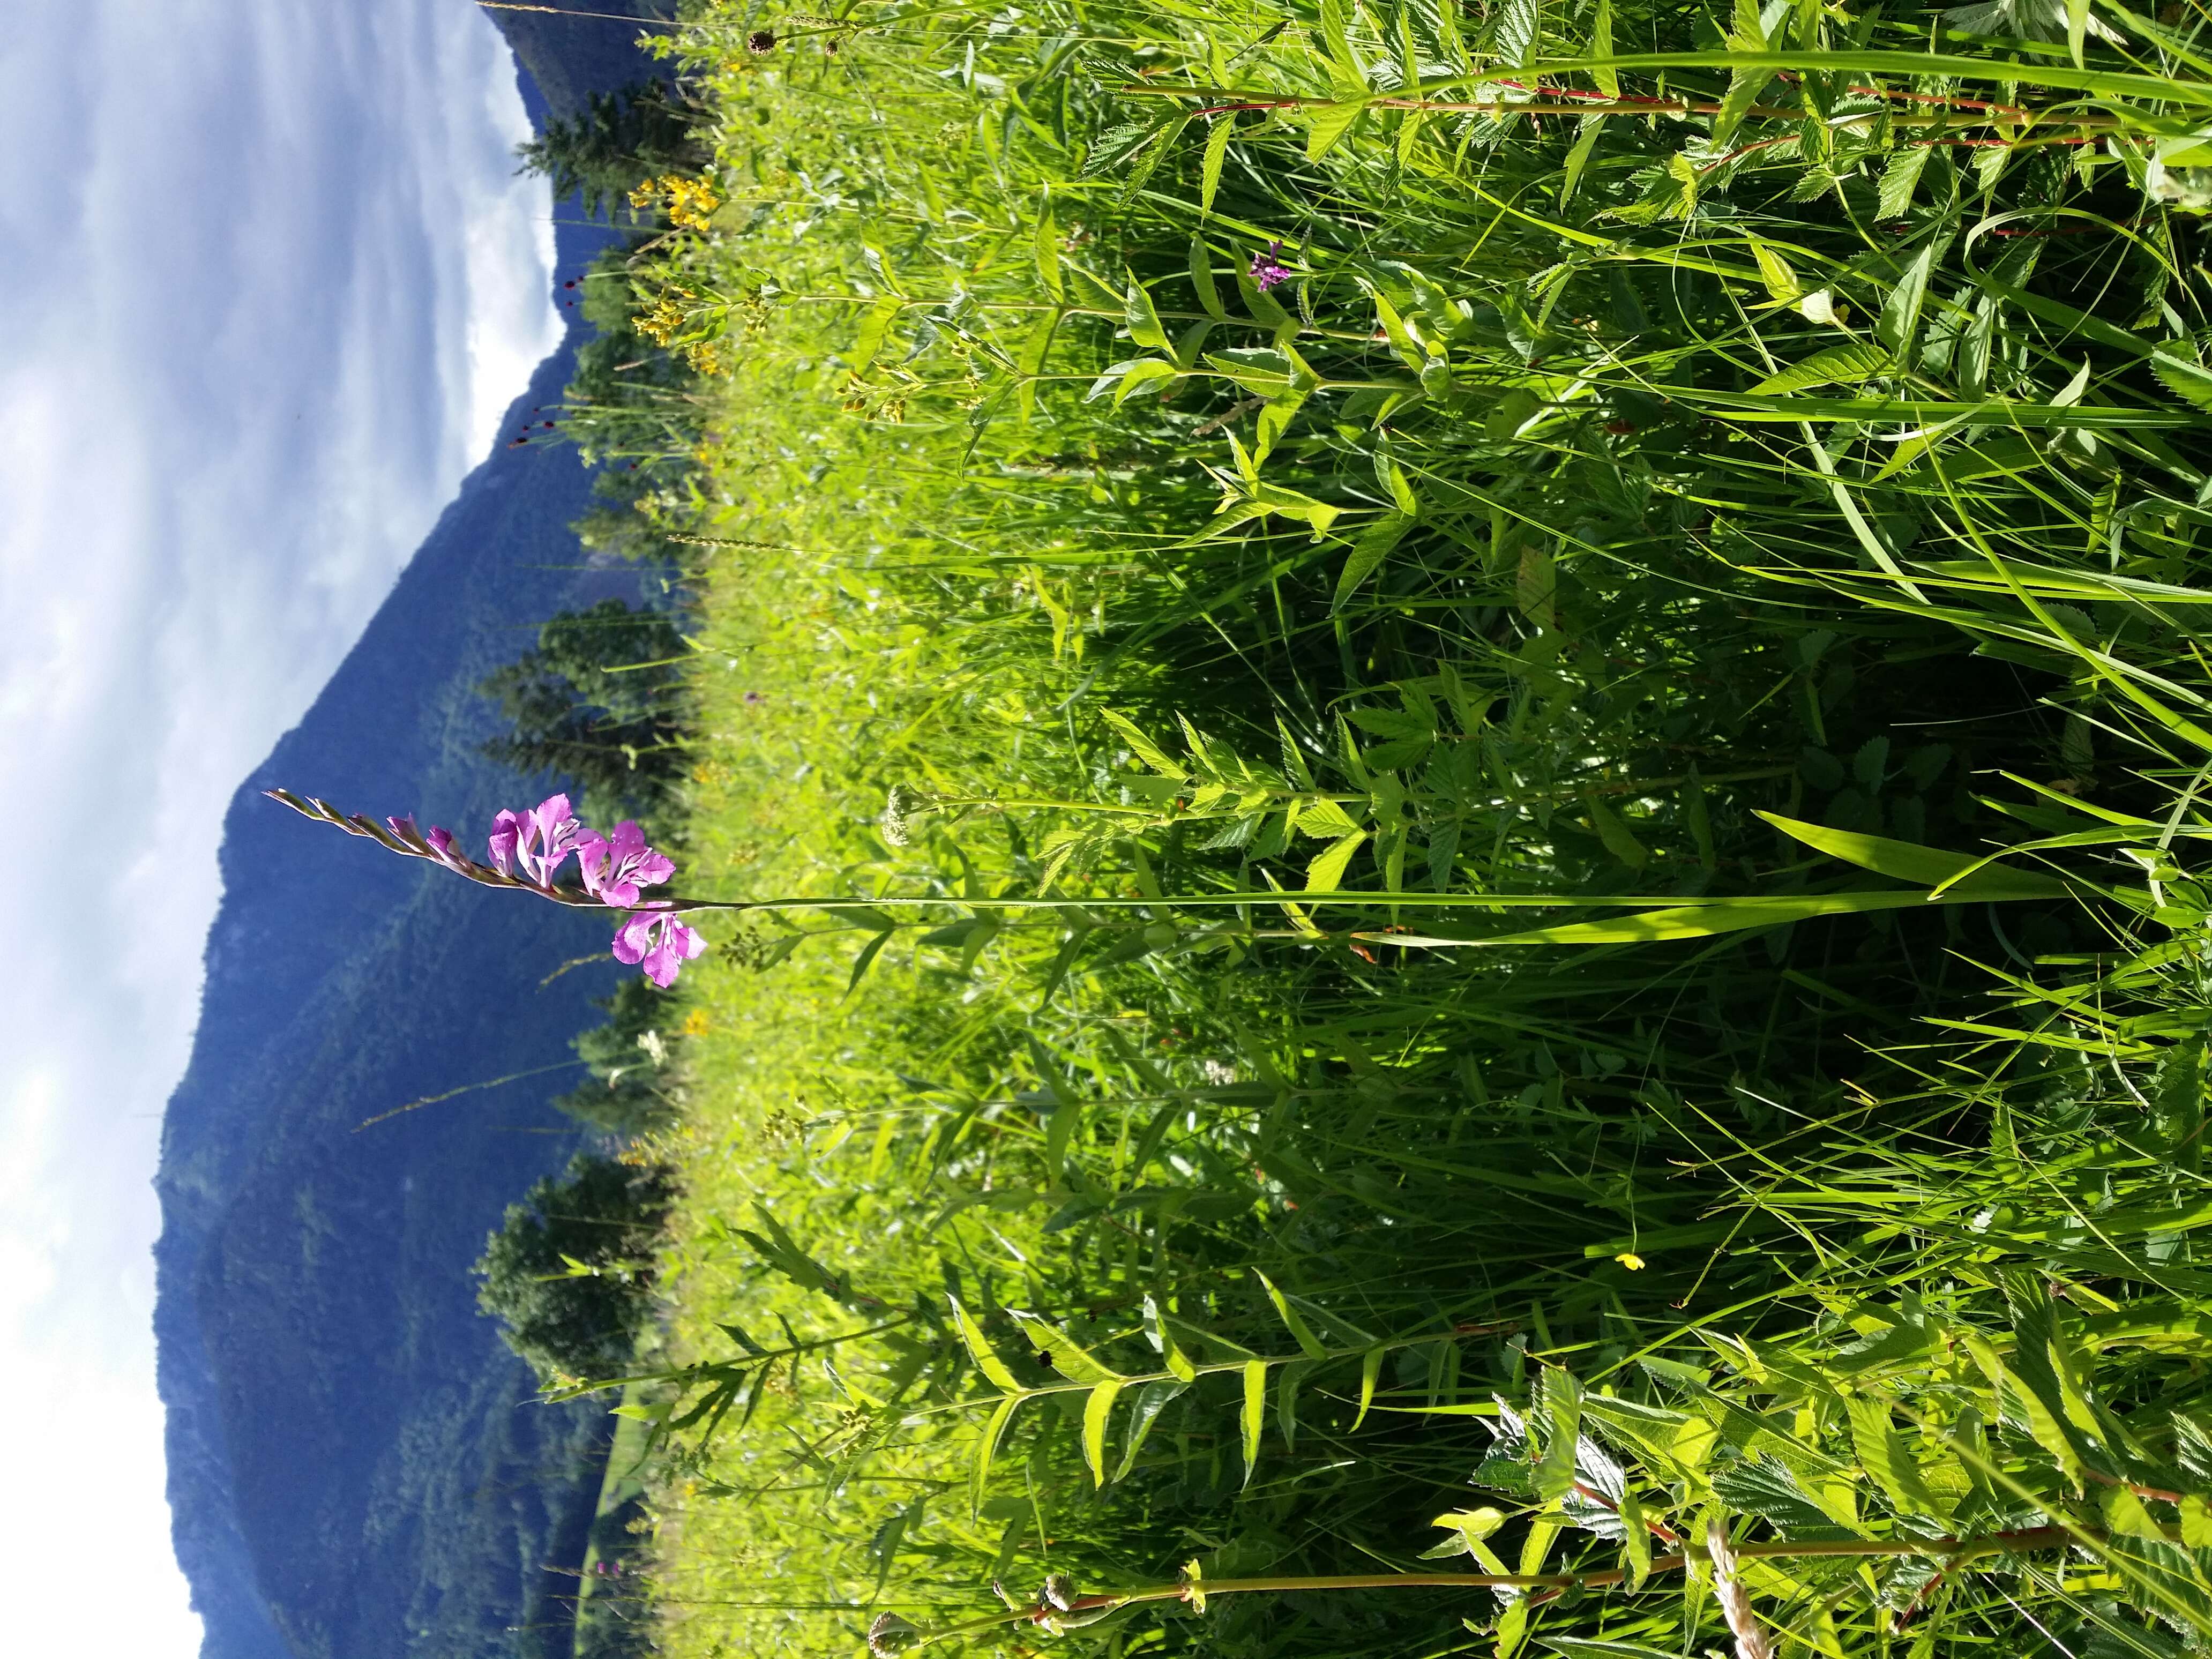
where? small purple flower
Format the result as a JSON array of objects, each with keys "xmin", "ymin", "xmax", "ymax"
[
  {"xmin": 489, "ymin": 793, "xmax": 585, "ymax": 885},
  {"xmin": 578, "ymin": 820, "xmax": 676, "ymax": 908},
  {"xmin": 1248, "ymin": 241, "xmax": 1291, "ymax": 294},
  {"xmin": 612, "ymin": 908, "xmax": 706, "ymax": 988}
]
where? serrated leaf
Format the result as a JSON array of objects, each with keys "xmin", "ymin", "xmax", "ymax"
[
  {"xmin": 1750, "ymin": 341, "xmax": 1892, "ymax": 396},
  {"xmin": 1619, "ymin": 1488, "xmax": 1652, "ymax": 1590},
  {"xmin": 1305, "ymin": 99, "xmax": 1366, "ymax": 160},
  {"xmin": 1878, "ymin": 146, "xmax": 1930, "ymax": 219},
  {"xmin": 1846, "ymin": 1395, "xmax": 1942, "ymax": 1519},
  {"xmin": 1589, "ymin": 0, "xmax": 1619, "ymax": 96},
  {"xmin": 949, "ymin": 1296, "xmax": 1021, "ymax": 1389},
  {"xmin": 1082, "ymin": 1378, "xmax": 1124, "ymax": 1485},
  {"xmin": 1100, "ymin": 708, "xmax": 1183, "ymax": 775},
  {"xmin": 1240, "ymin": 1359, "xmax": 1267, "ymax": 1483},
  {"xmin": 2153, "ymin": 347, "xmax": 2212, "ymax": 412},
  {"xmin": 1585, "ymin": 795, "xmax": 1649, "ymax": 871},
  {"xmin": 1033, "ymin": 195, "xmax": 1062, "ymax": 300},
  {"xmin": 1305, "ymin": 829, "xmax": 1368, "ymax": 892},
  {"xmin": 2181, "ymin": 1492, "xmax": 2212, "ymax": 1548},
  {"xmin": 1201, "ymin": 115, "xmax": 1235, "ymax": 213}
]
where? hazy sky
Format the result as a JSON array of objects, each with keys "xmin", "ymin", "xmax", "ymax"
[{"xmin": 0, "ymin": 2, "xmax": 560, "ymax": 1650}]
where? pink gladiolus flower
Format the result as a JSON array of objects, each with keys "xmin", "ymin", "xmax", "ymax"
[
  {"xmin": 489, "ymin": 794, "xmax": 584, "ymax": 885},
  {"xmin": 577, "ymin": 820, "xmax": 676, "ymax": 908},
  {"xmin": 612, "ymin": 909, "xmax": 706, "ymax": 987}
]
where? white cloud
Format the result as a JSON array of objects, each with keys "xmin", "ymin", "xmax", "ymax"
[{"xmin": 0, "ymin": 2, "xmax": 559, "ymax": 1653}]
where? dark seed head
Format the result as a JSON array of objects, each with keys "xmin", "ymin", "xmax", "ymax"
[{"xmin": 747, "ymin": 28, "xmax": 776, "ymax": 53}]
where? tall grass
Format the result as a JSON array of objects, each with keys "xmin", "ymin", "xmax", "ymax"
[{"xmin": 561, "ymin": 2, "xmax": 2212, "ymax": 1656}]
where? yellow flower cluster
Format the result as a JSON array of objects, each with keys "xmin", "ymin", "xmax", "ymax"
[
  {"xmin": 635, "ymin": 291, "xmax": 691, "ymax": 347},
  {"xmin": 629, "ymin": 173, "xmax": 723, "ymax": 231}
]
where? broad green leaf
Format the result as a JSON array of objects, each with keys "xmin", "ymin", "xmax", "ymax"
[
  {"xmin": 1619, "ymin": 1488, "xmax": 1652, "ymax": 1590},
  {"xmin": 1081, "ymin": 1378, "xmax": 1124, "ymax": 1485},
  {"xmin": 1240, "ymin": 1359, "xmax": 1267, "ymax": 1483},
  {"xmin": 848, "ymin": 296, "xmax": 902, "ymax": 373},
  {"xmin": 1432, "ymin": 1506, "xmax": 1506, "ymax": 1544},
  {"xmin": 1961, "ymin": 1327, "xmax": 2088, "ymax": 1492},
  {"xmin": 1008, "ymin": 1310, "xmax": 1125, "ymax": 1384},
  {"xmin": 1113, "ymin": 1378, "xmax": 1188, "ymax": 1481},
  {"xmin": 2068, "ymin": 0, "xmax": 2090, "ymax": 67},
  {"xmin": 1535, "ymin": 1367, "xmax": 1583, "ymax": 1501},
  {"xmin": 1125, "ymin": 276, "xmax": 1169, "ymax": 350},
  {"xmin": 1585, "ymin": 795, "xmax": 1649, "ymax": 871},
  {"xmin": 1878, "ymin": 146, "xmax": 1930, "ymax": 219},
  {"xmin": 1846, "ymin": 1395, "xmax": 1943, "ymax": 1519},
  {"xmin": 2181, "ymin": 1493, "xmax": 2212, "ymax": 1548},
  {"xmin": 949, "ymin": 1296, "xmax": 1020, "ymax": 1389},
  {"xmin": 1255, "ymin": 1270, "xmax": 1329, "ymax": 1358},
  {"xmin": 1875, "ymin": 242, "xmax": 1937, "ymax": 362},
  {"xmin": 1190, "ymin": 234, "xmax": 1227, "ymax": 322},
  {"xmin": 1334, "ymin": 511, "xmax": 1414, "ymax": 611},
  {"xmin": 1305, "ymin": 829, "xmax": 1368, "ymax": 892},
  {"xmin": 1750, "ymin": 341, "xmax": 1891, "ymax": 397},
  {"xmin": 2101, "ymin": 1481, "xmax": 2167, "ymax": 1540}
]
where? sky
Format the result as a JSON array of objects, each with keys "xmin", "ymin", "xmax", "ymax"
[{"xmin": 0, "ymin": 2, "xmax": 560, "ymax": 1651}]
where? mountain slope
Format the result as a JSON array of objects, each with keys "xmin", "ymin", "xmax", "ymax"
[{"xmin": 156, "ymin": 13, "xmax": 670, "ymax": 1658}]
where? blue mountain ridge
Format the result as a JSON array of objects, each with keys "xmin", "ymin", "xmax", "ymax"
[{"xmin": 156, "ymin": 8, "xmax": 670, "ymax": 1657}]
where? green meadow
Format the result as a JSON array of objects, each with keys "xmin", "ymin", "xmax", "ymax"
[{"xmin": 550, "ymin": 2, "xmax": 2212, "ymax": 1655}]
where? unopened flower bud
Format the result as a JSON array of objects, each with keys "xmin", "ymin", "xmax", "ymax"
[{"xmin": 867, "ymin": 1612, "xmax": 922, "ymax": 1657}]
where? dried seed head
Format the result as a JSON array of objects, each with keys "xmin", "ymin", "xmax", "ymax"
[
  {"xmin": 747, "ymin": 28, "xmax": 777, "ymax": 53},
  {"xmin": 866, "ymin": 1612, "xmax": 921, "ymax": 1657},
  {"xmin": 1706, "ymin": 1518, "xmax": 1774, "ymax": 1659}
]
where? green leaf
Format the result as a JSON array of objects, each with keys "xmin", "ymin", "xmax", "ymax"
[
  {"xmin": 1145, "ymin": 1294, "xmax": 1199, "ymax": 1383},
  {"xmin": 848, "ymin": 296, "xmax": 902, "ymax": 374},
  {"xmin": 1125, "ymin": 276, "xmax": 1170, "ymax": 350},
  {"xmin": 1422, "ymin": 884, "xmax": 2061, "ymax": 948},
  {"xmin": 1585, "ymin": 796, "xmax": 1650, "ymax": 871},
  {"xmin": 1619, "ymin": 1488, "xmax": 1652, "ymax": 1590},
  {"xmin": 1305, "ymin": 99, "xmax": 1366, "ymax": 160},
  {"xmin": 1305, "ymin": 829, "xmax": 1369, "ymax": 892},
  {"xmin": 1334, "ymin": 512, "xmax": 1414, "ymax": 612},
  {"xmin": 1559, "ymin": 116, "xmax": 1606, "ymax": 208},
  {"xmin": 1240, "ymin": 1359, "xmax": 1267, "ymax": 1483},
  {"xmin": 1534, "ymin": 1367, "xmax": 1583, "ymax": 1501},
  {"xmin": 2152, "ymin": 346, "xmax": 2212, "ymax": 412},
  {"xmin": 2067, "ymin": 0, "xmax": 2090, "ymax": 67},
  {"xmin": 1355, "ymin": 1346, "xmax": 1384, "ymax": 1431},
  {"xmin": 1008, "ymin": 1310, "xmax": 1125, "ymax": 1384},
  {"xmin": 949, "ymin": 1296, "xmax": 1020, "ymax": 1389},
  {"xmin": 1101, "ymin": 708, "xmax": 1183, "ymax": 775},
  {"xmin": 1082, "ymin": 1378, "xmax": 1124, "ymax": 1486},
  {"xmin": 2180, "ymin": 1493, "xmax": 2212, "ymax": 1548},
  {"xmin": 1113, "ymin": 1378, "xmax": 1189, "ymax": 1481},
  {"xmin": 844, "ymin": 926, "xmax": 894, "ymax": 995},
  {"xmin": 1201, "ymin": 116, "xmax": 1235, "ymax": 213},
  {"xmin": 1190, "ymin": 235, "xmax": 1228, "ymax": 322},
  {"xmin": 1847, "ymin": 1395, "xmax": 1942, "ymax": 1519},
  {"xmin": 973, "ymin": 1394, "xmax": 1022, "ymax": 1511},
  {"xmin": 1875, "ymin": 242, "xmax": 1938, "ymax": 363},
  {"xmin": 1033, "ymin": 194, "xmax": 1062, "ymax": 300},
  {"xmin": 1589, "ymin": 0, "xmax": 1619, "ymax": 96},
  {"xmin": 1750, "ymin": 341, "xmax": 1892, "ymax": 396},
  {"xmin": 1255, "ymin": 1270, "xmax": 1329, "ymax": 1358},
  {"xmin": 1758, "ymin": 811, "xmax": 2070, "ymax": 898},
  {"xmin": 1878, "ymin": 146, "xmax": 1930, "ymax": 219}
]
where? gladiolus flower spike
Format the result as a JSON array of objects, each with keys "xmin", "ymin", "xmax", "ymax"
[{"xmin": 266, "ymin": 789, "xmax": 709, "ymax": 987}]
